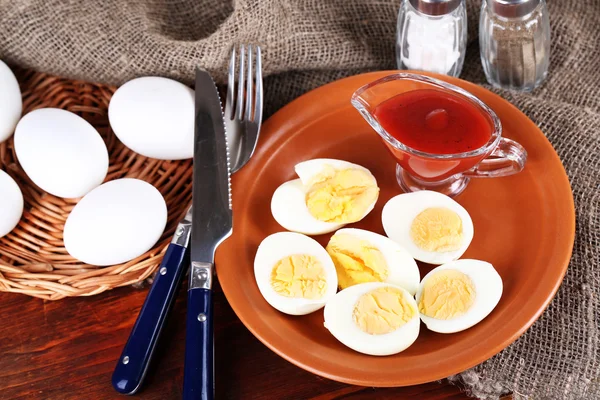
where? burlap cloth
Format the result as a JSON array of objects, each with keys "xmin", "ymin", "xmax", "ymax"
[{"xmin": 1, "ymin": 0, "xmax": 598, "ymax": 398}]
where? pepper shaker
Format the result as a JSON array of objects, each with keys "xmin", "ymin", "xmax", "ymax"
[
  {"xmin": 479, "ymin": 0, "xmax": 551, "ymax": 91},
  {"xmin": 396, "ymin": 0, "xmax": 467, "ymax": 77}
]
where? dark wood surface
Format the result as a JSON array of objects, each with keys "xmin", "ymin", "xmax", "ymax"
[{"xmin": 0, "ymin": 278, "xmax": 483, "ymax": 400}]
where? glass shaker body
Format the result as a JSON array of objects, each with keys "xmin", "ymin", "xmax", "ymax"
[
  {"xmin": 479, "ymin": 0, "xmax": 551, "ymax": 91},
  {"xmin": 396, "ymin": 0, "xmax": 467, "ymax": 77}
]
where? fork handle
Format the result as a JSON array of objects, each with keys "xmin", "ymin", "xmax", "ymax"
[
  {"xmin": 112, "ymin": 243, "xmax": 188, "ymax": 395},
  {"xmin": 183, "ymin": 287, "xmax": 214, "ymax": 400}
]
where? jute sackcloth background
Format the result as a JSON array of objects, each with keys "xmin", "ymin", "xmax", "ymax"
[{"xmin": 0, "ymin": 0, "xmax": 598, "ymax": 398}]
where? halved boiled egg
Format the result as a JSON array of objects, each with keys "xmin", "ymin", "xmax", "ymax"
[
  {"xmin": 271, "ymin": 159, "xmax": 379, "ymax": 235},
  {"xmin": 324, "ymin": 282, "xmax": 420, "ymax": 356},
  {"xmin": 326, "ymin": 228, "xmax": 420, "ymax": 295},
  {"xmin": 416, "ymin": 259, "xmax": 503, "ymax": 333},
  {"xmin": 254, "ymin": 231, "xmax": 338, "ymax": 315},
  {"xmin": 382, "ymin": 191, "xmax": 473, "ymax": 265}
]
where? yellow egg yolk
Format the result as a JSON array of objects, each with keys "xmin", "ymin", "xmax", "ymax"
[
  {"xmin": 305, "ymin": 166, "xmax": 379, "ymax": 223},
  {"xmin": 410, "ymin": 207, "xmax": 463, "ymax": 252},
  {"xmin": 270, "ymin": 254, "xmax": 327, "ymax": 299},
  {"xmin": 352, "ymin": 287, "xmax": 415, "ymax": 335},
  {"xmin": 326, "ymin": 233, "xmax": 388, "ymax": 290},
  {"xmin": 419, "ymin": 269, "xmax": 475, "ymax": 319}
]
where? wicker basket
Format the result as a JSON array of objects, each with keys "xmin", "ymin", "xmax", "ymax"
[{"xmin": 0, "ymin": 69, "xmax": 192, "ymax": 300}]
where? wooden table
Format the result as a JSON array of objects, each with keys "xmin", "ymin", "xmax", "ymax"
[{"xmin": 0, "ymin": 280, "xmax": 481, "ymax": 400}]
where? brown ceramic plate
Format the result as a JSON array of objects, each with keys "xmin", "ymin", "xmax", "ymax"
[{"xmin": 218, "ymin": 71, "xmax": 575, "ymax": 386}]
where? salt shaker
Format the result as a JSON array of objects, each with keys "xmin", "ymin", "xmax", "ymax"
[
  {"xmin": 480, "ymin": 0, "xmax": 551, "ymax": 91},
  {"xmin": 396, "ymin": 0, "xmax": 467, "ymax": 77}
]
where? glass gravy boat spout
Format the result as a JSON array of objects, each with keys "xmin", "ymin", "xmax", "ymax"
[{"xmin": 351, "ymin": 73, "xmax": 527, "ymax": 197}]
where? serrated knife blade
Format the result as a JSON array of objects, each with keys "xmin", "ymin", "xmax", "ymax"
[
  {"xmin": 183, "ymin": 68, "xmax": 232, "ymax": 400},
  {"xmin": 190, "ymin": 70, "xmax": 232, "ymax": 263}
]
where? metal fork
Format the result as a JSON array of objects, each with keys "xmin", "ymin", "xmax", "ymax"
[
  {"xmin": 111, "ymin": 46, "xmax": 263, "ymax": 396},
  {"xmin": 225, "ymin": 45, "xmax": 263, "ymax": 173}
]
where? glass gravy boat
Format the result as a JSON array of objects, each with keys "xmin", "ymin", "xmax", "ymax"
[{"xmin": 351, "ymin": 73, "xmax": 527, "ymax": 197}]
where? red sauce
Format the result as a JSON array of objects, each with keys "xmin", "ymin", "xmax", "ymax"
[{"xmin": 373, "ymin": 89, "xmax": 492, "ymax": 154}]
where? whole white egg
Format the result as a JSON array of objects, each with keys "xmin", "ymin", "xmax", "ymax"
[
  {"xmin": 0, "ymin": 170, "xmax": 24, "ymax": 238},
  {"xmin": 14, "ymin": 108, "xmax": 109, "ymax": 198},
  {"xmin": 0, "ymin": 60, "xmax": 22, "ymax": 142},
  {"xmin": 327, "ymin": 228, "xmax": 420, "ymax": 295},
  {"xmin": 270, "ymin": 159, "xmax": 379, "ymax": 235},
  {"xmin": 416, "ymin": 259, "xmax": 503, "ymax": 333},
  {"xmin": 324, "ymin": 282, "xmax": 420, "ymax": 356},
  {"xmin": 108, "ymin": 77, "xmax": 194, "ymax": 160},
  {"xmin": 64, "ymin": 178, "xmax": 167, "ymax": 266},
  {"xmin": 382, "ymin": 191, "xmax": 474, "ymax": 265},
  {"xmin": 254, "ymin": 232, "xmax": 338, "ymax": 315}
]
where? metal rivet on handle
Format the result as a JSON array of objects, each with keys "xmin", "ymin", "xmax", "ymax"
[
  {"xmin": 123, "ymin": 356, "xmax": 129, "ymax": 365},
  {"xmin": 197, "ymin": 313, "xmax": 207, "ymax": 322},
  {"xmin": 160, "ymin": 267, "xmax": 167, "ymax": 275}
]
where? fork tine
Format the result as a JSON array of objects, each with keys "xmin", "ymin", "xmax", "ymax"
[
  {"xmin": 254, "ymin": 46, "xmax": 263, "ymax": 125},
  {"xmin": 225, "ymin": 47, "xmax": 235, "ymax": 120},
  {"xmin": 235, "ymin": 45, "xmax": 245, "ymax": 120},
  {"xmin": 245, "ymin": 45, "xmax": 254, "ymax": 121}
]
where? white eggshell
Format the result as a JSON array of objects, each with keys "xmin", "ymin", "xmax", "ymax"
[
  {"xmin": 254, "ymin": 232, "xmax": 338, "ymax": 315},
  {"xmin": 331, "ymin": 228, "xmax": 421, "ymax": 295},
  {"xmin": 324, "ymin": 282, "xmax": 420, "ymax": 356},
  {"xmin": 0, "ymin": 170, "xmax": 24, "ymax": 238},
  {"xmin": 270, "ymin": 179, "xmax": 345, "ymax": 235},
  {"xmin": 14, "ymin": 108, "xmax": 109, "ymax": 198},
  {"xmin": 64, "ymin": 178, "xmax": 167, "ymax": 266},
  {"xmin": 108, "ymin": 77, "xmax": 194, "ymax": 160},
  {"xmin": 0, "ymin": 60, "xmax": 22, "ymax": 142},
  {"xmin": 382, "ymin": 191, "xmax": 474, "ymax": 265},
  {"xmin": 416, "ymin": 259, "xmax": 503, "ymax": 333}
]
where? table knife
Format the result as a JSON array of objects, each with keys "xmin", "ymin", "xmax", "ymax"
[
  {"xmin": 183, "ymin": 68, "xmax": 232, "ymax": 400},
  {"xmin": 111, "ymin": 207, "xmax": 192, "ymax": 395}
]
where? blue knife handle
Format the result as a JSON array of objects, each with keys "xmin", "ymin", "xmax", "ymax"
[
  {"xmin": 183, "ymin": 287, "xmax": 214, "ymax": 400},
  {"xmin": 111, "ymin": 243, "xmax": 188, "ymax": 395}
]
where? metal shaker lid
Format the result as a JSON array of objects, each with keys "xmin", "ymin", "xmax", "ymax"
[
  {"xmin": 408, "ymin": 0, "xmax": 462, "ymax": 16},
  {"xmin": 487, "ymin": 0, "xmax": 541, "ymax": 18}
]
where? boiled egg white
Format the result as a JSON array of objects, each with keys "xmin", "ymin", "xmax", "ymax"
[
  {"xmin": 108, "ymin": 77, "xmax": 194, "ymax": 160},
  {"xmin": 0, "ymin": 60, "xmax": 22, "ymax": 143},
  {"xmin": 326, "ymin": 228, "xmax": 420, "ymax": 295},
  {"xmin": 254, "ymin": 232, "xmax": 338, "ymax": 315},
  {"xmin": 271, "ymin": 179, "xmax": 345, "ymax": 236},
  {"xmin": 324, "ymin": 282, "xmax": 420, "ymax": 356},
  {"xmin": 382, "ymin": 191, "xmax": 473, "ymax": 265},
  {"xmin": 14, "ymin": 108, "xmax": 109, "ymax": 198},
  {"xmin": 64, "ymin": 178, "xmax": 167, "ymax": 266},
  {"xmin": 271, "ymin": 159, "xmax": 379, "ymax": 235},
  {"xmin": 0, "ymin": 169, "xmax": 24, "ymax": 238},
  {"xmin": 416, "ymin": 259, "xmax": 503, "ymax": 333}
]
